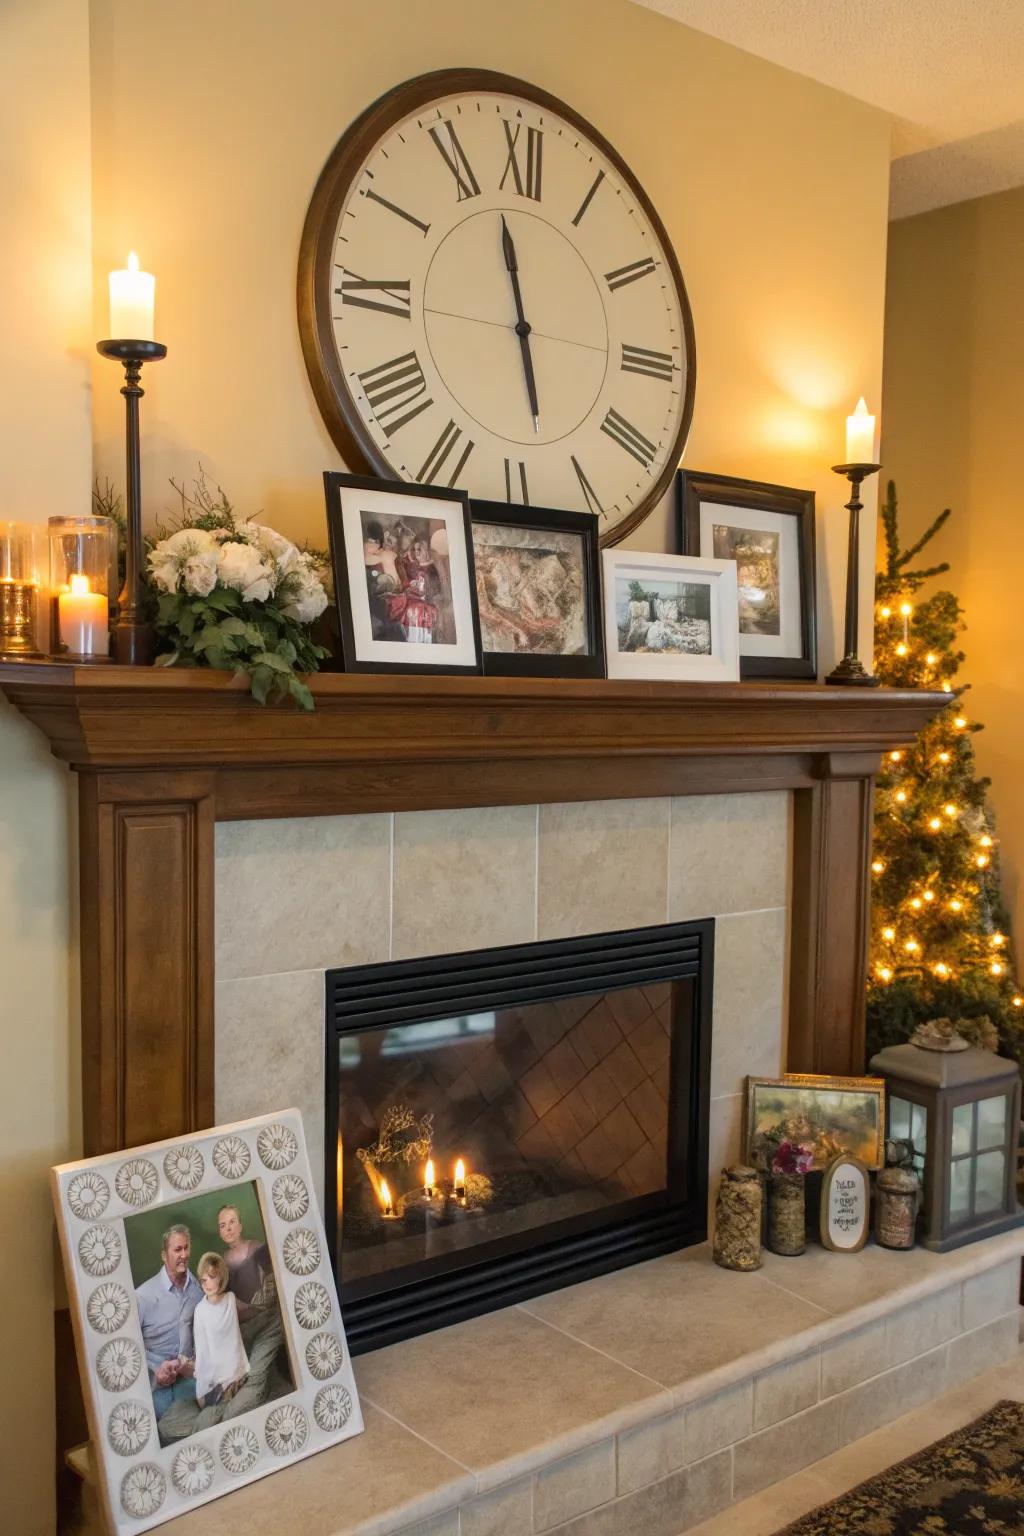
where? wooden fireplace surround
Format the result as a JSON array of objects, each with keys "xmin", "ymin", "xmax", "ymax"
[{"xmin": 1, "ymin": 663, "xmax": 946, "ymax": 1159}]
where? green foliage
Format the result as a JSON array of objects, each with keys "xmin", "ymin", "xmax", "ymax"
[{"xmin": 867, "ymin": 482, "xmax": 1023, "ymax": 1070}]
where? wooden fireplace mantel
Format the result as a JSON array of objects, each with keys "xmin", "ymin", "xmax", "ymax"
[{"xmin": 1, "ymin": 662, "xmax": 947, "ymax": 1155}]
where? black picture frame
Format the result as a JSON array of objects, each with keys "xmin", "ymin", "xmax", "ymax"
[
  {"xmin": 676, "ymin": 470, "xmax": 817, "ymax": 680},
  {"xmin": 469, "ymin": 501, "xmax": 605, "ymax": 679},
  {"xmin": 324, "ymin": 471, "xmax": 483, "ymax": 676}
]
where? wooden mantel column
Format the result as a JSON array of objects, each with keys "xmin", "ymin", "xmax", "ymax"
[{"xmin": 0, "ymin": 664, "xmax": 947, "ymax": 1154}]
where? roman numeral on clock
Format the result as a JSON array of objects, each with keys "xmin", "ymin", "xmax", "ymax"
[
  {"xmin": 605, "ymin": 256, "xmax": 657, "ymax": 292},
  {"xmin": 358, "ymin": 352, "xmax": 433, "ymax": 435},
  {"xmin": 572, "ymin": 169, "xmax": 605, "ymax": 226},
  {"xmin": 621, "ymin": 343, "xmax": 674, "ymax": 382},
  {"xmin": 336, "ymin": 274, "xmax": 411, "ymax": 319},
  {"xmin": 361, "ymin": 184, "xmax": 431, "ymax": 237},
  {"xmin": 571, "ymin": 455, "xmax": 604, "ymax": 517},
  {"xmin": 428, "ymin": 121, "xmax": 481, "ymax": 201},
  {"xmin": 504, "ymin": 458, "xmax": 529, "ymax": 504},
  {"xmin": 600, "ymin": 408, "xmax": 657, "ymax": 469},
  {"xmin": 500, "ymin": 121, "xmax": 543, "ymax": 200},
  {"xmin": 416, "ymin": 420, "xmax": 475, "ymax": 487}
]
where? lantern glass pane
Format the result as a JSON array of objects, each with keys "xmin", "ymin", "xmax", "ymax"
[
  {"xmin": 974, "ymin": 1150, "xmax": 1006, "ymax": 1214},
  {"xmin": 909, "ymin": 1102, "xmax": 928, "ymax": 1165},
  {"xmin": 977, "ymin": 1094, "xmax": 1007, "ymax": 1151},
  {"xmin": 889, "ymin": 1097, "xmax": 911, "ymax": 1141},
  {"xmin": 951, "ymin": 1102, "xmax": 974, "ymax": 1157},
  {"xmin": 949, "ymin": 1157, "xmax": 972, "ymax": 1222}
]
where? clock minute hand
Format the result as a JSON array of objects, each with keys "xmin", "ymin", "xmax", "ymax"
[{"xmin": 500, "ymin": 215, "xmax": 540, "ymax": 433}]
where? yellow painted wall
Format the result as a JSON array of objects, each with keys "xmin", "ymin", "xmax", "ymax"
[
  {"xmin": 883, "ymin": 187, "xmax": 1024, "ymax": 941},
  {"xmin": 1, "ymin": 1, "xmax": 894, "ymax": 1524},
  {"xmin": 88, "ymin": 0, "xmax": 892, "ymax": 672},
  {"xmin": 0, "ymin": 2, "xmax": 91, "ymax": 1529}
]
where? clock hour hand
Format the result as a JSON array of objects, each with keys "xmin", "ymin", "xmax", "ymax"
[{"xmin": 500, "ymin": 215, "xmax": 540, "ymax": 432}]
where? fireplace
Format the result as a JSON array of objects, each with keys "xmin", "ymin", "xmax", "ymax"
[{"xmin": 326, "ymin": 920, "xmax": 713, "ymax": 1353}]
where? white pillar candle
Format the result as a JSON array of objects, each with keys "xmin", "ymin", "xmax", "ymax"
[
  {"xmin": 59, "ymin": 574, "xmax": 109, "ymax": 658},
  {"xmin": 845, "ymin": 397, "xmax": 876, "ymax": 464},
  {"xmin": 108, "ymin": 251, "xmax": 155, "ymax": 341}
]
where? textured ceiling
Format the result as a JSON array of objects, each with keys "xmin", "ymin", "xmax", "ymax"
[{"xmin": 633, "ymin": 0, "xmax": 1024, "ymax": 216}]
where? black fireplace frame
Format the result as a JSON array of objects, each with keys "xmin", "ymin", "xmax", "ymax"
[{"xmin": 325, "ymin": 919, "xmax": 714, "ymax": 1354}]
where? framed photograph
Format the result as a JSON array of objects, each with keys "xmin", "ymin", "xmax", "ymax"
[
  {"xmin": 52, "ymin": 1111, "xmax": 362, "ymax": 1533},
  {"xmin": 743, "ymin": 1074, "xmax": 886, "ymax": 1173},
  {"xmin": 602, "ymin": 549, "xmax": 739, "ymax": 682},
  {"xmin": 470, "ymin": 501, "xmax": 604, "ymax": 678},
  {"xmin": 676, "ymin": 470, "xmax": 816, "ymax": 679},
  {"xmin": 324, "ymin": 471, "xmax": 482, "ymax": 674}
]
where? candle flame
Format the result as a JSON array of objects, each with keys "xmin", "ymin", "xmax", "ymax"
[
  {"xmin": 128, "ymin": 250, "xmax": 139, "ymax": 273},
  {"xmin": 852, "ymin": 396, "xmax": 870, "ymax": 420},
  {"xmin": 454, "ymin": 1158, "xmax": 466, "ymax": 1186},
  {"xmin": 424, "ymin": 1159, "xmax": 435, "ymax": 1190},
  {"xmin": 69, "ymin": 573, "xmax": 91, "ymax": 596},
  {"xmin": 379, "ymin": 1178, "xmax": 393, "ymax": 1213}
]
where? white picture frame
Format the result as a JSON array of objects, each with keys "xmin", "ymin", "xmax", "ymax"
[
  {"xmin": 601, "ymin": 549, "xmax": 739, "ymax": 682},
  {"xmin": 52, "ymin": 1110, "xmax": 363, "ymax": 1534}
]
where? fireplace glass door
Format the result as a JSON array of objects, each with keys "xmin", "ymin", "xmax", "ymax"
[{"xmin": 326, "ymin": 921, "xmax": 712, "ymax": 1352}]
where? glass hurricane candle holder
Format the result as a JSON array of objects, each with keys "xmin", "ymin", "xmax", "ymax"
[
  {"xmin": 48, "ymin": 515, "xmax": 115, "ymax": 661},
  {"xmin": 0, "ymin": 522, "xmax": 44, "ymax": 660}
]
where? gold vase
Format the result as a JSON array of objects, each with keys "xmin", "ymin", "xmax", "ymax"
[{"xmin": 0, "ymin": 579, "xmax": 42, "ymax": 659}]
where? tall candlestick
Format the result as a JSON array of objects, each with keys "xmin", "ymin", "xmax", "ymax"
[
  {"xmin": 109, "ymin": 251, "xmax": 155, "ymax": 342},
  {"xmin": 845, "ymin": 397, "xmax": 876, "ymax": 464}
]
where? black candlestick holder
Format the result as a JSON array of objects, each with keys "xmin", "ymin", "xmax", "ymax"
[
  {"xmin": 96, "ymin": 338, "xmax": 167, "ymax": 666},
  {"xmin": 826, "ymin": 462, "xmax": 881, "ymax": 686}
]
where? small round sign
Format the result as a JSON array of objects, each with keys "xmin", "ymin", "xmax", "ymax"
[{"xmin": 820, "ymin": 1153, "xmax": 869, "ymax": 1252}]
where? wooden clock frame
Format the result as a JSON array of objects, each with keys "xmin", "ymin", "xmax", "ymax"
[{"xmin": 296, "ymin": 67, "xmax": 698, "ymax": 548}]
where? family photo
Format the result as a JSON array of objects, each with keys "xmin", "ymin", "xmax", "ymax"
[
  {"xmin": 615, "ymin": 576, "xmax": 713, "ymax": 655},
  {"xmin": 124, "ymin": 1183, "xmax": 294, "ymax": 1447},
  {"xmin": 362, "ymin": 508, "xmax": 455, "ymax": 646},
  {"xmin": 711, "ymin": 523, "xmax": 781, "ymax": 636},
  {"xmin": 473, "ymin": 522, "xmax": 587, "ymax": 656}
]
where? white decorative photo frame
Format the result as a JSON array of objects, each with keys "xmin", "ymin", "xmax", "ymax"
[
  {"xmin": 52, "ymin": 1111, "xmax": 363, "ymax": 1533},
  {"xmin": 601, "ymin": 549, "xmax": 740, "ymax": 682}
]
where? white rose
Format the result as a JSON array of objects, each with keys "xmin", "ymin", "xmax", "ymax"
[
  {"xmin": 159, "ymin": 527, "xmax": 218, "ymax": 558},
  {"xmin": 255, "ymin": 523, "xmax": 299, "ymax": 576},
  {"xmin": 181, "ymin": 551, "xmax": 218, "ymax": 598},
  {"xmin": 148, "ymin": 552, "xmax": 180, "ymax": 594},
  {"xmin": 281, "ymin": 572, "xmax": 328, "ymax": 625},
  {"xmin": 218, "ymin": 540, "xmax": 276, "ymax": 604}
]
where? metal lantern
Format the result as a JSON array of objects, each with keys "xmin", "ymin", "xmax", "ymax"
[{"xmin": 870, "ymin": 1039, "xmax": 1024, "ymax": 1251}]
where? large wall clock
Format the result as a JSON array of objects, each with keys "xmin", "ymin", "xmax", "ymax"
[{"xmin": 298, "ymin": 68, "xmax": 696, "ymax": 546}]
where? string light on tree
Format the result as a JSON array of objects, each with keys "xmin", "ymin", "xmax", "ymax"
[{"xmin": 867, "ymin": 481, "xmax": 1021, "ymax": 1073}]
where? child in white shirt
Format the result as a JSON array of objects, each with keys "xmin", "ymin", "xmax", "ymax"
[{"xmin": 193, "ymin": 1251, "xmax": 249, "ymax": 1407}]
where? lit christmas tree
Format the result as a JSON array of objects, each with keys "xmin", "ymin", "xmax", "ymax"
[{"xmin": 866, "ymin": 482, "xmax": 1023, "ymax": 1067}]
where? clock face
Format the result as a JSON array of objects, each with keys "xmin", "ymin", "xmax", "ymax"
[{"xmin": 299, "ymin": 70, "xmax": 695, "ymax": 544}]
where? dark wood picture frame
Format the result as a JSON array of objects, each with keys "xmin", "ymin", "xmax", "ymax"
[
  {"xmin": 469, "ymin": 501, "xmax": 605, "ymax": 679},
  {"xmin": 324, "ymin": 471, "xmax": 483, "ymax": 676},
  {"xmin": 676, "ymin": 470, "xmax": 817, "ymax": 680}
]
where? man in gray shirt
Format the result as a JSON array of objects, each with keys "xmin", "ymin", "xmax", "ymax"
[{"xmin": 135, "ymin": 1224, "xmax": 202, "ymax": 1419}]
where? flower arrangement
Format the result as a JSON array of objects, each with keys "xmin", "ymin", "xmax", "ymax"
[
  {"xmin": 147, "ymin": 475, "xmax": 330, "ymax": 710},
  {"xmin": 770, "ymin": 1140, "xmax": 814, "ymax": 1177}
]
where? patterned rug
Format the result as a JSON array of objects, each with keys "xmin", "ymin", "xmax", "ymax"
[{"xmin": 774, "ymin": 1400, "xmax": 1024, "ymax": 1535}]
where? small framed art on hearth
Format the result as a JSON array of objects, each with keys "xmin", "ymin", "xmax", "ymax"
[{"xmin": 676, "ymin": 470, "xmax": 817, "ymax": 679}]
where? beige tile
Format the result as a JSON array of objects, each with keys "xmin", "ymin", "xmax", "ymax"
[
  {"xmin": 215, "ymin": 814, "xmax": 391, "ymax": 979},
  {"xmin": 543, "ymin": 1452, "xmax": 731, "ymax": 1536},
  {"xmin": 836, "ymin": 1345, "xmax": 947, "ymax": 1445},
  {"xmin": 397, "ymin": 1513, "xmax": 460, "ymax": 1536},
  {"xmin": 356, "ymin": 1308, "xmax": 668, "ymax": 1492},
  {"xmin": 459, "ymin": 1477, "xmax": 533, "ymax": 1536},
  {"xmin": 537, "ymin": 798, "xmax": 670, "ymax": 940},
  {"xmin": 707, "ymin": 1094, "xmax": 746, "ymax": 1233},
  {"xmin": 885, "ymin": 1285, "xmax": 960, "ymax": 1366},
  {"xmin": 758, "ymin": 1240, "xmax": 950, "ymax": 1317},
  {"xmin": 685, "ymin": 1381, "xmax": 753, "ymax": 1463},
  {"xmin": 733, "ymin": 1399, "xmax": 839, "ymax": 1501},
  {"xmin": 962, "ymin": 1258, "xmax": 1021, "ymax": 1330},
  {"xmin": 523, "ymin": 1247, "xmax": 826, "ymax": 1393},
  {"xmin": 669, "ymin": 793, "xmax": 790, "ymax": 921},
  {"xmin": 392, "ymin": 804, "xmax": 536, "ymax": 959},
  {"xmin": 169, "ymin": 1403, "xmax": 473, "ymax": 1536},
  {"xmin": 535, "ymin": 1439, "xmax": 616, "ymax": 1530},
  {"xmin": 752, "ymin": 1351, "xmax": 819, "ymax": 1430},
  {"xmin": 710, "ymin": 910, "xmax": 787, "ymax": 1099},
  {"xmin": 215, "ymin": 969, "xmax": 326, "ymax": 1201},
  {"xmin": 616, "ymin": 1410, "xmax": 686, "ymax": 1495},
  {"xmin": 819, "ymin": 1319, "xmax": 886, "ymax": 1397},
  {"xmin": 946, "ymin": 1311, "xmax": 1020, "ymax": 1389}
]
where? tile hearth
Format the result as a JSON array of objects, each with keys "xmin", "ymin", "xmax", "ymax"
[{"xmin": 73, "ymin": 1231, "xmax": 1024, "ymax": 1536}]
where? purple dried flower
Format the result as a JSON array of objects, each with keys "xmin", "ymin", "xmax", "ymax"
[{"xmin": 772, "ymin": 1140, "xmax": 814, "ymax": 1176}]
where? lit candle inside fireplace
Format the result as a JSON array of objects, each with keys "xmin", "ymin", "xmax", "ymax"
[
  {"xmin": 424, "ymin": 1159, "xmax": 435, "ymax": 1199},
  {"xmin": 379, "ymin": 1178, "xmax": 396, "ymax": 1218},
  {"xmin": 454, "ymin": 1159, "xmax": 467, "ymax": 1201}
]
